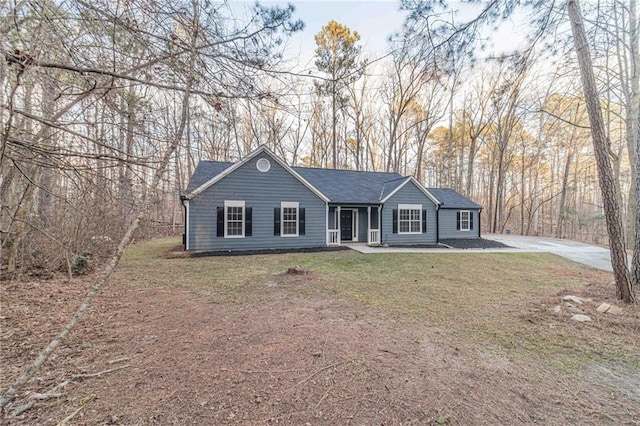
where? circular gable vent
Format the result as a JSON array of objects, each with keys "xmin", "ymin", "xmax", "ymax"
[{"xmin": 256, "ymin": 158, "xmax": 271, "ymax": 172}]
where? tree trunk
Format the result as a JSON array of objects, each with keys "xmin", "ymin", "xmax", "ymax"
[
  {"xmin": 520, "ymin": 143, "xmax": 526, "ymax": 235},
  {"xmin": 628, "ymin": 0, "xmax": 640, "ymax": 288},
  {"xmin": 493, "ymin": 147, "xmax": 506, "ymax": 233},
  {"xmin": 568, "ymin": 0, "xmax": 635, "ymax": 303},
  {"xmin": 556, "ymin": 147, "xmax": 573, "ymax": 238},
  {"xmin": 5, "ymin": 78, "xmax": 35, "ymax": 277},
  {"xmin": 465, "ymin": 135, "xmax": 478, "ymax": 197},
  {"xmin": 332, "ymin": 78, "xmax": 337, "ymax": 169}
]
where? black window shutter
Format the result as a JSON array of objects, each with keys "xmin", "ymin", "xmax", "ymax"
[
  {"xmin": 274, "ymin": 207, "xmax": 281, "ymax": 236},
  {"xmin": 392, "ymin": 209, "xmax": 398, "ymax": 233},
  {"xmin": 245, "ymin": 207, "xmax": 252, "ymax": 236},
  {"xmin": 456, "ymin": 211, "xmax": 461, "ymax": 230},
  {"xmin": 217, "ymin": 207, "xmax": 224, "ymax": 237},
  {"xmin": 299, "ymin": 208, "xmax": 305, "ymax": 235},
  {"xmin": 470, "ymin": 212, "xmax": 474, "ymax": 230},
  {"xmin": 422, "ymin": 209, "xmax": 427, "ymax": 233}
]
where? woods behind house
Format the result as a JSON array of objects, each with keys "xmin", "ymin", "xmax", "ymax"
[{"xmin": 1, "ymin": 0, "xmax": 638, "ymax": 282}]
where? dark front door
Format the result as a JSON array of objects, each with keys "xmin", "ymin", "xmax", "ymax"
[{"xmin": 340, "ymin": 209, "xmax": 353, "ymax": 241}]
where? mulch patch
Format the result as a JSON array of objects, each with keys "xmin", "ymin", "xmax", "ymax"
[
  {"xmin": 189, "ymin": 246, "xmax": 350, "ymax": 258},
  {"xmin": 439, "ymin": 238, "xmax": 511, "ymax": 249}
]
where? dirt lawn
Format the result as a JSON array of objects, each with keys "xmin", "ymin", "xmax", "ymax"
[{"xmin": 1, "ymin": 238, "xmax": 639, "ymax": 425}]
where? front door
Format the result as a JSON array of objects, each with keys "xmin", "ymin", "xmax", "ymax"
[{"xmin": 340, "ymin": 209, "xmax": 353, "ymax": 241}]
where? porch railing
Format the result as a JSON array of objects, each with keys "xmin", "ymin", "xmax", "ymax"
[
  {"xmin": 328, "ymin": 229, "xmax": 339, "ymax": 245},
  {"xmin": 368, "ymin": 229, "xmax": 380, "ymax": 245}
]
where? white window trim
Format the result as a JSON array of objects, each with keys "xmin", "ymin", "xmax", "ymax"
[
  {"xmin": 281, "ymin": 201, "xmax": 299, "ymax": 237},
  {"xmin": 460, "ymin": 210, "xmax": 471, "ymax": 231},
  {"xmin": 224, "ymin": 200, "xmax": 245, "ymax": 238},
  {"xmin": 398, "ymin": 204, "xmax": 422, "ymax": 235}
]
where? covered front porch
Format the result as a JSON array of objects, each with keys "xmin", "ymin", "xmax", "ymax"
[{"xmin": 327, "ymin": 204, "xmax": 381, "ymax": 246}]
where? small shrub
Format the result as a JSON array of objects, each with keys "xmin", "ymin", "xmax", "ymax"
[{"xmin": 71, "ymin": 253, "xmax": 92, "ymax": 276}]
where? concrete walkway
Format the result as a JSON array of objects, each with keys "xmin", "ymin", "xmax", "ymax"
[
  {"xmin": 345, "ymin": 234, "xmax": 618, "ymax": 272},
  {"xmin": 344, "ymin": 243, "xmax": 539, "ymax": 254}
]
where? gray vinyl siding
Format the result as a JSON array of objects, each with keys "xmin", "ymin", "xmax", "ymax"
[
  {"xmin": 356, "ymin": 207, "xmax": 380, "ymax": 240},
  {"xmin": 370, "ymin": 207, "xmax": 380, "ymax": 230},
  {"xmin": 357, "ymin": 208, "xmax": 367, "ymax": 242},
  {"xmin": 381, "ymin": 182, "xmax": 438, "ymax": 244},
  {"xmin": 438, "ymin": 209, "xmax": 481, "ymax": 239},
  {"xmin": 188, "ymin": 155, "xmax": 326, "ymax": 251}
]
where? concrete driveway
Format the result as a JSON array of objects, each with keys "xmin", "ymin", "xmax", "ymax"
[
  {"xmin": 484, "ymin": 234, "xmax": 619, "ymax": 272},
  {"xmin": 347, "ymin": 234, "xmax": 623, "ymax": 273}
]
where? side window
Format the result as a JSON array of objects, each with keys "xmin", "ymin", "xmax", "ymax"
[
  {"xmin": 457, "ymin": 210, "xmax": 472, "ymax": 231},
  {"xmin": 224, "ymin": 200, "xmax": 245, "ymax": 238},
  {"xmin": 275, "ymin": 202, "xmax": 305, "ymax": 237},
  {"xmin": 281, "ymin": 202, "xmax": 299, "ymax": 237}
]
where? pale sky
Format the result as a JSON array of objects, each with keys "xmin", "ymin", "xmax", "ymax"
[
  {"xmin": 231, "ymin": 0, "xmax": 407, "ymax": 69},
  {"xmin": 231, "ymin": 0, "xmax": 528, "ymax": 73},
  {"xmin": 252, "ymin": 0, "xmax": 526, "ymax": 65},
  {"xmin": 280, "ymin": 0, "xmax": 408, "ymax": 68}
]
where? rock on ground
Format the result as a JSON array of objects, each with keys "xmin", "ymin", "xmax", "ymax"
[
  {"xmin": 563, "ymin": 295, "xmax": 585, "ymax": 304},
  {"xmin": 571, "ymin": 314, "xmax": 593, "ymax": 322}
]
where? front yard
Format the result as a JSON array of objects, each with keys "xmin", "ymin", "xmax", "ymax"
[{"xmin": 2, "ymin": 237, "xmax": 639, "ymax": 424}]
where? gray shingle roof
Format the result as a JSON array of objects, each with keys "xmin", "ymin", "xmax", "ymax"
[
  {"xmin": 293, "ymin": 167, "xmax": 405, "ymax": 204},
  {"xmin": 185, "ymin": 161, "xmax": 233, "ymax": 193},
  {"xmin": 185, "ymin": 160, "xmax": 481, "ymax": 208},
  {"xmin": 380, "ymin": 177, "xmax": 410, "ymax": 201},
  {"xmin": 426, "ymin": 188, "xmax": 482, "ymax": 209}
]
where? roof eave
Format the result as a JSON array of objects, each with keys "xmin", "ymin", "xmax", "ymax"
[{"xmin": 438, "ymin": 205, "xmax": 483, "ymax": 209}]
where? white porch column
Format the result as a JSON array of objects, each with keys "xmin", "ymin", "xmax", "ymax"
[
  {"xmin": 377, "ymin": 206, "xmax": 381, "ymax": 231},
  {"xmin": 325, "ymin": 203, "xmax": 329, "ymax": 246},
  {"xmin": 367, "ymin": 206, "xmax": 371, "ymax": 244},
  {"xmin": 337, "ymin": 205, "xmax": 341, "ymax": 245}
]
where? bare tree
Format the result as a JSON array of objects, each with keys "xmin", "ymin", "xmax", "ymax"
[
  {"xmin": 568, "ymin": 0, "xmax": 635, "ymax": 302},
  {"xmin": 380, "ymin": 48, "xmax": 440, "ymax": 173},
  {"xmin": 461, "ymin": 75, "xmax": 492, "ymax": 197},
  {"xmin": 314, "ymin": 21, "xmax": 365, "ymax": 169},
  {"xmin": 0, "ymin": 0, "xmax": 304, "ymax": 410}
]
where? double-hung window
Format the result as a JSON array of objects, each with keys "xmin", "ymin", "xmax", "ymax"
[
  {"xmin": 458, "ymin": 210, "xmax": 471, "ymax": 231},
  {"xmin": 398, "ymin": 204, "xmax": 422, "ymax": 234},
  {"xmin": 281, "ymin": 202, "xmax": 299, "ymax": 237},
  {"xmin": 225, "ymin": 200, "xmax": 245, "ymax": 238},
  {"xmin": 274, "ymin": 202, "xmax": 304, "ymax": 237}
]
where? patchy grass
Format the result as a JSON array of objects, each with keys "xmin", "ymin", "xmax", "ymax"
[
  {"xmin": 118, "ymin": 238, "xmax": 639, "ymax": 370},
  {"xmin": 3, "ymin": 237, "xmax": 639, "ymax": 424}
]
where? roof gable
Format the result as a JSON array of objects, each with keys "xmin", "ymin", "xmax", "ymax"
[
  {"xmin": 380, "ymin": 177, "xmax": 440, "ymax": 205},
  {"xmin": 184, "ymin": 146, "xmax": 329, "ymax": 202}
]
